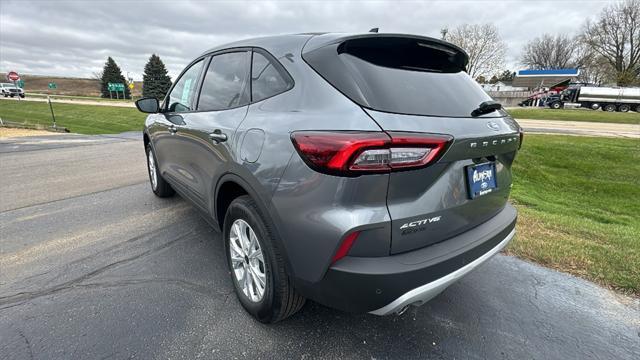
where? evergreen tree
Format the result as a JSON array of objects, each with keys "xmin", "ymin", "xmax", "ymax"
[
  {"xmin": 142, "ymin": 54, "xmax": 172, "ymax": 100},
  {"xmin": 497, "ymin": 70, "xmax": 515, "ymax": 82},
  {"xmin": 100, "ymin": 57, "xmax": 131, "ymax": 99}
]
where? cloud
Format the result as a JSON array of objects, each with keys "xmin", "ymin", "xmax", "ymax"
[{"xmin": 0, "ymin": 0, "xmax": 610, "ymax": 80}]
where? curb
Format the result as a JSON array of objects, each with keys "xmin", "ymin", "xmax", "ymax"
[{"xmin": 0, "ymin": 121, "xmax": 69, "ymax": 133}]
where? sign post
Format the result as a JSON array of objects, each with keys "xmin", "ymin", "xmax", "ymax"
[
  {"xmin": 47, "ymin": 96, "xmax": 57, "ymax": 128},
  {"xmin": 108, "ymin": 82, "xmax": 125, "ymax": 100},
  {"xmin": 47, "ymin": 84, "xmax": 57, "ymax": 123},
  {"xmin": 6, "ymin": 71, "xmax": 20, "ymax": 101}
]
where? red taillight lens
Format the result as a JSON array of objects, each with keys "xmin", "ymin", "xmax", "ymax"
[
  {"xmin": 291, "ymin": 131, "xmax": 451, "ymax": 176},
  {"xmin": 332, "ymin": 231, "xmax": 360, "ymax": 264},
  {"xmin": 290, "ymin": 132, "xmax": 389, "ymax": 173}
]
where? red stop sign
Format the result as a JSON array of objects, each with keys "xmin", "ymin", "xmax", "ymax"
[{"xmin": 7, "ymin": 71, "xmax": 20, "ymax": 82}]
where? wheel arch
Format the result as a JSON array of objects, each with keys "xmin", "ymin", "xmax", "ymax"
[{"xmin": 214, "ymin": 173, "xmax": 295, "ymax": 277}]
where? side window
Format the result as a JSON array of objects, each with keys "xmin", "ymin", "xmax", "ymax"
[
  {"xmin": 166, "ymin": 59, "xmax": 204, "ymax": 113},
  {"xmin": 197, "ymin": 51, "xmax": 251, "ymax": 111},
  {"xmin": 251, "ymin": 51, "xmax": 293, "ymax": 102}
]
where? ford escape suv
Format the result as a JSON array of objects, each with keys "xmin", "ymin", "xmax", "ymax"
[{"xmin": 136, "ymin": 33, "xmax": 521, "ymax": 323}]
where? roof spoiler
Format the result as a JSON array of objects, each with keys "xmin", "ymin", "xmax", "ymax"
[{"xmin": 303, "ymin": 33, "xmax": 469, "ymax": 72}]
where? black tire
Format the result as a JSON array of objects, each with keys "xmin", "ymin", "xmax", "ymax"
[
  {"xmin": 590, "ymin": 103, "xmax": 600, "ymax": 110},
  {"xmin": 224, "ymin": 195, "xmax": 305, "ymax": 323},
  {"xmin": 603, "ymin": 104, "xmax": 616, "ymax": 112},
  {"xmin": 550, "ymin": 101, "xmax": 562, "ymax": 109},
  {"xmin": 145, "ymin": 143, "xmax": 175, "ymax": 197},
  {"xmin": 617, "ymin": 104, "xmax": 630, "ymax": 113},
  {"xmin": 635, "ymin": 105, "xmax": 640, "ymax": 113}
]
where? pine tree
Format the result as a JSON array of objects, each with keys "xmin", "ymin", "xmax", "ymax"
[
  {"xmin": 142, "ymin": 54, "xmax": 172, "ymax": 100},
  {"xmin": 100, "ymin": 57, "xmax": 131, "ymax": 99}
]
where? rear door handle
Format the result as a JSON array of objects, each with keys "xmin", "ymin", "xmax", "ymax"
[{"xmin": 209, "ymin": 130, "xmax": 227, "ymax": 143}]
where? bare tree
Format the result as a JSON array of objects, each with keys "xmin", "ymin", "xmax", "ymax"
[
  {"xmin": 446, "ymin": 23, "xmax": 506, "ymax": 78},
  {"xmin": 581, "ymin": 0, "xmax": 640, "ymax": 86},
  {"xmin": 579, "ymin": 54, "xmax": 617, "ymax": 85},
  {"xmin": 521, "ymin": 34, "xmax": 583, "ymax": 69}
]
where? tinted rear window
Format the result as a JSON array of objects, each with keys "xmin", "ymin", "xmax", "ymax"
[
  {"xmin": 304, "ymin": 36, "xmax": 504, "ymax": 118},
  {"xmin": 251, "ymin": 51, "xmax": 293, "ymax": 102}
]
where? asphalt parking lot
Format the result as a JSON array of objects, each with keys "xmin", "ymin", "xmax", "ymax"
[{"xmin": 1, "ymin": 133, "xmax": 639, "ymax": 359}]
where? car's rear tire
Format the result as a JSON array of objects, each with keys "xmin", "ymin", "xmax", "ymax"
[
  {"xmin": 635, "ymin": 104, "xmax": 640, "ymax": 113},
  {"xmin": 224, "ymin": 195, "xmax": 305, "ymax": 323},
  {"xmin": 603, "ymin": 104, "xmax": 616, "ymax": 112},
  {"xmin": 617, "ymin": 104, "xmax": 630, "ymax": 113},
  {"xmin": 145, "ymin": 144, "xmax": 175, "ymax": 197}
]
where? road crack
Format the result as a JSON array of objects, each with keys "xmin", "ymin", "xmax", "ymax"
[{"xmin": 0, "ymin": 228, "xmax": 197, "ymax": 307}]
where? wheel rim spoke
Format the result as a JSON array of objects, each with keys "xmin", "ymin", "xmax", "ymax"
[
  {"xmin": 248, "ymin": 248, "xmax": 262, "ymax": 260},
  {"xmin": 148, "ymin": 151, "xmax": 157, "ymax": 189},
  {"xmin": 229, "ymin": 219, "xmax": 266, "ymax": 302},
  {"xmin": 249, "ymin": 264, "xmax": 266, "ymax": 288}
]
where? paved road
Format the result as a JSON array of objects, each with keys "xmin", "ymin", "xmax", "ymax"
[
  {"xmin": 1, "ymin": 134, "xmax": 639, "ymax": 359},
  {"xmin": 0, "ymin": 95, "xmax": 135, "ymax": 108},
  {"xmin": 517, "ymin": 119, "xmax": 640, "ymax": 138}
]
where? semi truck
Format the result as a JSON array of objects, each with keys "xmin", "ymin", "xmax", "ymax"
[{"xmin": 547, "ymin": 86, "xmax": 640, "ymax": 112}]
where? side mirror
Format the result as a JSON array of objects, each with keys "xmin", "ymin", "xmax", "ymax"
[{"xmin": 135, "ymin": 98, "xmax": 160, "ymax": 113}]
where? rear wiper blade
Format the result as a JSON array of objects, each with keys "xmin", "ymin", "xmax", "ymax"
[{"xmin": 471, "ymin": 100, "xmax": 502, "ymax": 117}]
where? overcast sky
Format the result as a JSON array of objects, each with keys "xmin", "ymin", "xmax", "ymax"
[{"xmin": 0, "ymin": 0, "xmax": 612, "ymax": 80}]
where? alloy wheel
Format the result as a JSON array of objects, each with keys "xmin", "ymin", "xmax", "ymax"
[
  {"xmin": 229, "ymin": 219, "xmax": 266, "ymax": 302},
  {"xmin": 147, "ymin": 150, "xmax": 158, "ymax": 190}
]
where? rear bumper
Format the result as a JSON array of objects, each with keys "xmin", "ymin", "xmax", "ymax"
[
  {"xmin": 297, "ymin": 204, "xmax": 517, "ymax": 314},
  {"xmin": 370, "ymin": 227, "xmax": 515, "ymax": 315}
]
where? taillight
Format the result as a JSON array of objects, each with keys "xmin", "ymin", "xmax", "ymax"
[
  {"xmin": 332, "ymin": 231, "xmax": 360, "ymax": 264},
  {"xmin": 291, "ymin": 131, "xmax": 452, "ymax": 176}
]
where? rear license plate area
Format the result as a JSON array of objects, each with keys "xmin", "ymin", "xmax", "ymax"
[{"xmin": 466, "ymin": 162, "xmax": 497, "ymax": 199}]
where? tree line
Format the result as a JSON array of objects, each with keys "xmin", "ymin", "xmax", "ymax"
[
  {"xmin": 98, "ymin": 0, "xmax": 638, "ymax": 101},
  {"xmin": 443, "ymin": 0, "xmax": 639, "ymax": 86},
  {"xmin": 98, "ymin": 54, "xmax": 172, "ymax": 100}
]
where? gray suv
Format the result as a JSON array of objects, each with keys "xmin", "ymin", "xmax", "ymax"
[{"xmin": 136, "ymin": 33, "xmax": 521, "ymax": 323}]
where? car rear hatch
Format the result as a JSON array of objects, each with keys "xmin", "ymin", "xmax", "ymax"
[{"xmin": 303, "ymin": 34, "xmax": 522, "ymax": 254}]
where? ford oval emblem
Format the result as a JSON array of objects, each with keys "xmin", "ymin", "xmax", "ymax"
[{"xmin": 486, "ymin": 121, "xmax": 500, "ymax": 131}]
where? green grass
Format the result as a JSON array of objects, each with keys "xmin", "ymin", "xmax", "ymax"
[
  {"xmin": 507, "ymin": 134, "xmax": 640, "ymax": 295},
  {"xmin": 508, "ymin": 108, "xmax": 640, "ymax": 124},
  {"xmin": 0, "ymin": 99, "xmax": 145, "ymax": 134}
]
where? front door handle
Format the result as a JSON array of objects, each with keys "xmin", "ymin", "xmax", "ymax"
[
  {"xmin": 169, "ymin": 124, "xmax": 177, "ymax": 135},
  {"xmin": 209, "ymin": 130, "xmax": 227, "ymax": 143}
]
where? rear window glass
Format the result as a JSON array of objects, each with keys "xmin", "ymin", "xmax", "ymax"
[
  {"xmin": 304, "ymin": 37, "xmax": 504, "ymax": 118},
  {"xmin": 251, "ymin": 51, "xmax": 292, "ymax": 102}
]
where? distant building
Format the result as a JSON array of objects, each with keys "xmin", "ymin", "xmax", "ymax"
[
  {"xmin": 512, "ymin": 69, "xmax": 580, "ymax": 90},
  {"xmin": 480, "ymin": 81, "xmax": 528, "ymax": 92}
]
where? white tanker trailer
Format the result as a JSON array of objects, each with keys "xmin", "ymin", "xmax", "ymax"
[{"xmin": 548, "ymin": 86, "xmax": 640, "ymax": 112}]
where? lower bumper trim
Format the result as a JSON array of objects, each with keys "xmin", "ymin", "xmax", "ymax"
[{"xmin": 369, "ymin": 228, "xmax": 516, "ymax": 315}]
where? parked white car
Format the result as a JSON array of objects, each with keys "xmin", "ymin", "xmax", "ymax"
[{"xmin": 0, "ymin": 83, "xmax": 25, "ymax": 98}]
